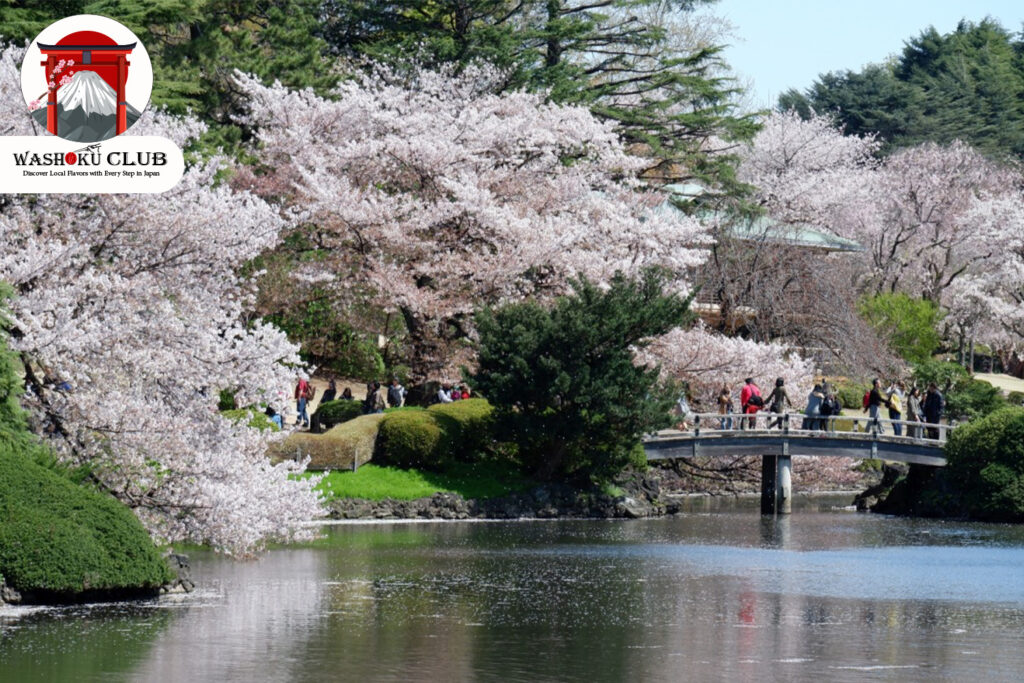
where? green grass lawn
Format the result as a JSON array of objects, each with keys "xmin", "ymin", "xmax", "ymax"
[{"xmin": 313, "ymin": 461, "xmax": 533, "ymax": 501}]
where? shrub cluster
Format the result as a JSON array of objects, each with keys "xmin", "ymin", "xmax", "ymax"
[
  {"xmin": 944, "ymin": 407, "xmax": 1024, "ymax": 522},
  {"xmin": 375, "ymin": 399, "xmax": 494, "ymax": 470},
  {"xmin": 314, "ymin": 399, "xmax": 364, "ymax": 429},
  {"xmin": 0, "ymin": 444, "xmax": 173, "ymax": 599}
]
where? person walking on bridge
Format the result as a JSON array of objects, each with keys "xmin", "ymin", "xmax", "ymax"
[
  {"xmin": 906, "ymin": 386, "xmax": 923, "ymax": 438},
  {"xmin": 887, "ymin": 381, "xmax": 905, "ymax": 436},
  {"xmin": 923, "ymin": 383, "xmax": 944, "ymax": 440},
  {"xmin": 765, "ymin": 377, "xmax": 790, "ymax": 429},
  {"xmin": 717, "ymin": 385, "xmax": 734, "ymax": 430},
  {"xmin": 803, "ymin": 384, "xmax": 825, "ymax": 430},
  {"xmin": 867, "ymin": 379, "xmax": 891, "ymax": 433},
  {"xmin": 740, "ymin": 377, "xmax": 762, "ymax": 430}
]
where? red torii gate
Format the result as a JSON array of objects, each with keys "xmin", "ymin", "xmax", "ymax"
[{"xmin": 37, "ymin": 30, "xmax": 135, "ymax": 136}]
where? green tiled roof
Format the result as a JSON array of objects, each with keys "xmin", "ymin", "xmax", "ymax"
[{"xmin": 660, "ymin": 183, "xmax": 865, "ymax": 253}]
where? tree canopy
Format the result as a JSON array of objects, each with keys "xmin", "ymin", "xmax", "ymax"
[
  {"xmin": 779, "ymin": 19, "xmax": 1024, "ymax": 160},
  {"xmin": 470, "ymin": 269, "xmax": 690, "ymax": 482}
]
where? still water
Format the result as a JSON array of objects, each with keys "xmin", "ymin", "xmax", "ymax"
[{"xmin": 3, "ymin": 495, "xmax": 1024, "ymax": 682}]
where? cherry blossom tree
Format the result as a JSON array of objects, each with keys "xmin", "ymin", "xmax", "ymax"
[
  {"xmin": 0, "ymin": 47, "xmax": 324, "ymax": 555},
  {"xmin": 738, "ymin": 111, "xmax": 1024, "ymax": 370},
  {"xmin": 641, "ymin": 321, "xmax": 816, "ymax": 408},
  {"xmin": 239, "ymin": 64, "xmax": 710, "ymax": 382},
  {"xmin": 737, "ymin": 111, "xmax": 879, "ymax": 225}
]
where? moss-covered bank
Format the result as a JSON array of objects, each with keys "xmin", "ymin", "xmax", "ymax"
[
  {"xmin": 0, "ymin": 291, "xmax": 173, "ymax": 604},
  {"xmin": 0, "ymin": 443, "xmax": 174, "ymax": 604}
]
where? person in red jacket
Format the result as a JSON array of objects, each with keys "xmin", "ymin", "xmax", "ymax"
[
  {"xmin": 739, "ymin": 377, "xmax": 762, "ymax": 430},
  {"xmin": 294, "ymin": 376, "xmax": 314, "ymax": 428}
]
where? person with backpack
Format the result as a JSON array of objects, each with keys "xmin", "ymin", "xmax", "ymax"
[
  {"xmin": 294, "ymin": 376, "xmax": 315, "ymax": 428},
  {"xmin": 819, "ymin": 388, "xmax": 841, "ymax": 431},
  {"xmin": 803, "ymin": 384, "xmax": 825, "ymax": 430},
  {"xmin": 764, "ymin": 377, "xmax": 790, "ymax": 429},
  {"xmin": 739, "ymin": 377, "xmax": 762, "ymax": 430},
  {"xmin": 386, "ymin": 377, "xmax": 406, "ymax": 408},
  {"xmin": 887, "ymin": 380, "xmax": 905, "ymax": 436}
]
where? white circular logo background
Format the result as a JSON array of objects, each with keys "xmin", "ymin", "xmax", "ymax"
[{"xmin": 20, "ymin": 14, "xmax": 152, "ymax": 141}]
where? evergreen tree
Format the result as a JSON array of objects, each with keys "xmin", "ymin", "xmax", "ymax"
[
  {"xmin": 0, "ymin": 0, "xmax": 336, "ymax": 143},
  {"xmin": 469, "ymin": 269, "xmax": 691, "ymax": 482},
  {"xmin": 781, "ymin": 19, "xmax": 1024, "ymax": 161}
]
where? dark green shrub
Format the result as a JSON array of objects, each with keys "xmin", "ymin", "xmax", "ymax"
[
  {"xmin": 314, "ymin": 399, "xmax": 364, "ymax": 428},
  {"xmin": 376, "ymin": 411, "xmax": 448, "ymax": 470},
  {"xmin": 221, "ymin": 408, "xmax": 280, "ymax": 431},
  {"xmin": 945, "ymin": 379, "xmax": 1006, "ymax": 421},
  {"xmin": 470, "ymin": 270, "xmax": 689, "ymax": 483},
  {"xmin": 912, "ymin": 360, "xmax": 970, "ymax": 392},
  {"xmin": 426, "ymin": 399, "xmax": 494, "ymax": 459},
  {"xmin": 834, "ymin": 381, "xmax": 866, "ymax": 410},
  {"xmin": 1007, "ymin": 391, "xmax": 1024, "ymax": 407},
  {"xmin": 0, "ymin": 444, "xmax": 173, "ymax": 598},
  {"xmin": 944, "ymin": 407, "xmax": 1024, "ymax": 522},
  {"xmin": 628, "ymin": 442, "xmax": 648, "ymax": 471},
  {"xmin": 217, "ymin": 389, "xmax": 237, "ymax": 411}
]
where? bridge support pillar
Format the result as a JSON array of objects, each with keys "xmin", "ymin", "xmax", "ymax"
[{"xmin": 760, "ymin": 455, "xmax": 792, "ymax": 515}]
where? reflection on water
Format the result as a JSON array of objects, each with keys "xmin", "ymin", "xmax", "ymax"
[{"xmin": 3, "ymin": 495, "xmax": 1024, "ymax": 682}]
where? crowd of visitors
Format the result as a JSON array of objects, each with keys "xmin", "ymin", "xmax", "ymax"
[
  {"xmin": 436, "ymin": 382, "xmax": 472, "ymax": 403},
  {"xmin": 287, "ymin": 376, "xmax": 475, "ymax": 429},
  {"xmin": 708, "ymin": 376, "xmax": 945, "ymax": 438}
]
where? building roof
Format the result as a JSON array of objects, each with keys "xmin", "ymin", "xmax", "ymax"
[{"xmin": 660, "ymin": 183, "xmax": 865, "ymax": 254}]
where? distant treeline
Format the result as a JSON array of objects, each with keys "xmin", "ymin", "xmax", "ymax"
[{"xmin": 779, "ymin": 19, "xmax": 1024, "ymax": 160}]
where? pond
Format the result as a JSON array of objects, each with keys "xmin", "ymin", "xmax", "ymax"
[{"xmin": 4, "ymin": 495, "xmax": 1024, "ymax": 682}]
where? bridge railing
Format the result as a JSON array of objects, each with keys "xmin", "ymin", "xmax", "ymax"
[{"xmin": 682, "ymin": 411, "xmax": 953, "ymax": 444}]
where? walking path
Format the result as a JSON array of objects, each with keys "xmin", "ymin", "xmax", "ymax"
[{"xmin": 975, "ymin": 373, "xmax": 1024, "ymax": 396}]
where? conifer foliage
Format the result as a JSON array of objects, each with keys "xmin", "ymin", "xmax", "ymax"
[{"xmin": 470, "ymin": 269, "xmax": 690, "ymax": 482}]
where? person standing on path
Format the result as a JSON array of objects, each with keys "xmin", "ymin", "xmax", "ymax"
[
  {"xmin": 294, "ymin": 376, "xmax": 314, "ymax": 428},
  {"xmin": 387, "ymin": 377, "xmax": 406, "ymax": 408},
  {"xmin": 321, "ymin": 379, "xmax": 337, "ymax": 404}
]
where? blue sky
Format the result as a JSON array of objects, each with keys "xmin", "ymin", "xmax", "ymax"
[{"xmin": 713, "ymin": 0, "xmax": 1024, "ymax": 108}]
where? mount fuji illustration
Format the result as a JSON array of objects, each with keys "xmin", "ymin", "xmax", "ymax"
[{"xmin": 31, "ymin": 70, "xmax": 141, "ymax": 142}]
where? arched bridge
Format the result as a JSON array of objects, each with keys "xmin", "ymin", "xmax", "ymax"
[{"xmin": 642, "ymin": 412, "xmax": 952, "ymax": 515}]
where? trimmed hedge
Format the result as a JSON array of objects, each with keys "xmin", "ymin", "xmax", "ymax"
[
  {"xmin": 0, "ymin": 444, "xmax": 173, "ymax": 599},
  {"xmin": 272, "ymin": 399, "xmax": 499, "ymax": 472},
  {"xmin": 375, "ymin": 410, "xmax": 447, "ymax": 469},
  {"xmin": 314, "ymin": 399, "xmax": 364, "ymax": 429},
  {"xmin": 426, "ymin": 398, "xmax": 494, "ymax": 457},
  {"xmin": 376, "ymin": 399, "xmax": 497, "ymax": 470},
  {"xmin": 269, "ymin": 413, "xmax": 383, "ymax": 470}
]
